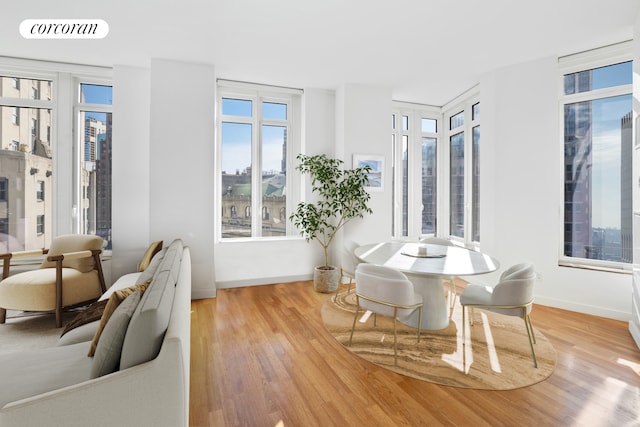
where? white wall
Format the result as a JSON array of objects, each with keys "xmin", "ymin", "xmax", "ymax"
[
  {"xmin": 112, "ymin": 65, "xmax": 151, "ymax": 281},
  {"xmin": 113, "ymin": 60, "xmax": 218, "ymax": 298},
  {"xmin": 481, "ymin": 56, "xmax": 632, "ymax": 321},
  {"xmin": 336, "ymin": 84, "xmax": 393, "ymax": 253},
  {"xmin": 148, "ymin": 59, "xmax": 217, "ymax": 299}
]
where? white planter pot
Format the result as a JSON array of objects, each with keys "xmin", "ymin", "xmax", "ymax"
[{"xmin": 313, "ymin": 265, "xmax": 339, "ymax": 293}]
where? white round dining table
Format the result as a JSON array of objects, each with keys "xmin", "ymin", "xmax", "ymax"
[{"xmin": 354, "ymin": 241, "xmax": 499, "ymax": 330}]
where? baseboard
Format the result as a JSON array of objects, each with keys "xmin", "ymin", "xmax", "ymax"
[
  {"xmin": 216, "ymin": 274, "xmax": 314, "ymax": 289},
  {"xmin": 534, "ymin": 296, "xmax": 631, "ymax": 322},
  {"xmin": 191, "ymin": 288, "xmax": 217, "ymax": 300},
  {"xmin": 629, "ymin": 321, "xmax": 640, "ymax": 350}
]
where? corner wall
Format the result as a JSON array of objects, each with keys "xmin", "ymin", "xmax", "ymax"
[
  {"xmin": 336, "ymin": 84, "xmax": 393, "ymax": 253},
  {"xmin": 481, "ymin": 56, "xmax": 632, "ymax": 321},
  {"xmin": 112, "ymin": 65, "xmax": 151, "ymax": 281},
  {"xmin": 149, "ymin": 59, "xmax": 217, "ymax": 299}
]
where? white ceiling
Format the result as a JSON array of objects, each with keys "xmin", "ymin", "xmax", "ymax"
[{"xmin": 2, "ymin": 0, "xmax": 638, "ymax": 105}]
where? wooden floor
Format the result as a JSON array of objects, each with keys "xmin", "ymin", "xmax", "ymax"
[{"xmin": 189, "ymin": 280, "xmax": 640, "ymax": 427}]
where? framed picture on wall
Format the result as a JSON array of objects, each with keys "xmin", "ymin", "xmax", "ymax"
[{"xmin": 353, "ymin": 154, "xmax": 384, "ymax": 192}]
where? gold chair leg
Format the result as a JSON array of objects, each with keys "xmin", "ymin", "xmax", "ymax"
[
  {"xmin": 526, "ymin": 314, "xmax": 537, "ymax": 344},
  {"xmin": 524, "ymin": 314, "xmax": 538, "ymax": 368},
  {"xmin": 417, "ymin": 306, "xmax": 422, "ymax": 343},
  {"xmin": 349, "ymin": 305, "xmax": 360, "ymax": 346},
  {"xmin": 462, "ymin": 305, "xmax": 466, "ymax": 346},
  {"xmin": 462, "ymin": 305, "xmax": 466, "ymax": 370},
  {"xmin": 393, "ymin": 308, "xmax": 398, "ymax": 367}
]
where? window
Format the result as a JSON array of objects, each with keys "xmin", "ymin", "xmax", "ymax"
[
  {"xmin": 391, "ymin": 104, "xmax": 440, "ymax": 239},
  {"xmin": 0, "ymin": 178, "xmax": 7, "ymax": 201},
  {"xmin": 449, "ymin": 111, "xmax": 465, "ymax": 239},
  {"xmin": 443, "ymin": 93, "xmax": 480, "ymax": 244},
  {"xmin": 36, "ymin": 180, "xmax": 45, "ymax": 201},
  {"xmin": 422, "ymin": 118, "xmax": 438, "ymax": 235},
  {"xmin": 36, "ymin": 215, "xmax": 45, "ymax": 235},
  {"xmin": 0, "ymin": 74, "xmax": 53, "ymax": 251},
  {"xmin": 0, "ymin": 60, "xmax": 112, "ymax": 252},
  {"xmin": 472, "ymin": 103, "xmax": 480, "ymax": 242},
  {"xmin": 11, "ymin": 107, "xmax": 19, "ymax": 125},
  {"xmin": 76, "ymin": 83, "xmax": 113, "ymax": 249},
  {"xmin": 561, "ymin": 45, "xmax": 632, "ymax": 267},
  {"xmin": 217, "ymin": 81, "xmax": 301, "ymax": 239}
]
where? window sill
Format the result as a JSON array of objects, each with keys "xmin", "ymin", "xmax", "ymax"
[
  {"xmin": 218, "ymin": 236, "xmax": 305, "ymax": 244},
  {"xmin": 558, "ymin": 260, "xmax": 631, "ymax": 275}
]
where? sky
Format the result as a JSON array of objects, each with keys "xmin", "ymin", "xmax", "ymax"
[
  {"xmin": 80, "ymin": 83, "xmax": 111, "ymax": 122},
  {"xmin": 585, "ymin": 61, "xmax": 632, "ymax": 229},
  {"xmin": 221, "ymin": 98, "xmax": 287, "ymax": 174}
]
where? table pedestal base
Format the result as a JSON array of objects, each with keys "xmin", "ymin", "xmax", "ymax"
[{"xmin": 401, "ymin": 273, "xmax": 450, "ymax": 330}]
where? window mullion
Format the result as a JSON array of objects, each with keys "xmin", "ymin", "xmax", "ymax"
[{"xmin": 252, "ymin": 98, "xmax": 262, "ymax": 238}]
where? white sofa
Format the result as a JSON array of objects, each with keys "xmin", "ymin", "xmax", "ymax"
[{"xmin": 0, "ymin": 239, "xmax": 191, "ymax": 427}]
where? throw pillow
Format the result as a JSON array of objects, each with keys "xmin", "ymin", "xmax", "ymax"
[
  {"xmin": 90, "ymin": 290, "xmax": 141, "ymax": 378},
  {"xmin": 138, "ymin": 240, "xmax": 163, "ymax": 272},
  {"xmin": 88, "ymin": 279, "xmax": 151, "ymax": 357},
  {"xmin": 60, "ymin": 299, "xmax": 108, "ymax": 337}
]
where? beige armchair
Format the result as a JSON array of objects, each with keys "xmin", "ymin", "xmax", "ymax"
[{"xmin": 0, "ymin": 234, "xmax": 107, "ymax": 328}]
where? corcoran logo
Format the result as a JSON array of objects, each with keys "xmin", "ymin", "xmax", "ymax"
[{"xmin": 20, "ymin": 19, "xmax": 109, "ymax": 39}]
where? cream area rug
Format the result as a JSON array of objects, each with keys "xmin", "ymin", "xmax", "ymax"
[
  {"xmin": 0, "ymin": 310, "xmax": 76, "ymax": 356},
  {"xmin": 322, "ymin": 291, "xmax": 556, "ymax": 390}
]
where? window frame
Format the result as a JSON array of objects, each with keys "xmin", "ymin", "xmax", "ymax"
[
  {"xmin": 216, "ymin": 80, "xmax": 302, "ymax": 242},
  {"xmin": 36, "ymin": 180, "xmax": 45, "ymax": 201},
  {"xmin": 558, "ymin": 41, "xmax": 633, "ymax": 272},
  {"xmin": 0, "ymin": 56, "xmax": 112, "ymax": 251},
  {"xmin": 442, "ymin": 88, "xmax": 480, "ymax": 247},
  {"xmin": 73, "ymin": 77, "xmax": 113, "ymax": 246},
  {"xmin": 391, "ymin": 102, "xmax": 441, "ymax": 240}
]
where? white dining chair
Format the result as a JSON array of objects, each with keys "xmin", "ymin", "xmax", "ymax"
[
  {"xmin": 349, "ymin": 263, "xmax": 423, "ymax": 366},
  {"xmin": 460, "ymin": 262, "xmax": 538, "ymax": 367},
  {"xmin": 336, "ymin": 239, "xmax": 360, "ymax": 299}
]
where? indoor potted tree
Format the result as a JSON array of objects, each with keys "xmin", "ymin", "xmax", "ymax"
[{"xmin": 290, "ymin": 153, "xmax": 372, "ymax": 292}]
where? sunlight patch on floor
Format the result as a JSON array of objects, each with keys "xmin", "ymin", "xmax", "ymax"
[
  {"xmin": 359, "ymin": 310, "xmax": 372, "ymax": 323},
  {"xmin": 617, "ymin": 358, "xmax": 640, "ymax": 376},
  {"xmin": 574, "ymin": 376, "xmax": 640, "ymax": 426},
  {"xmin": 481, "ymin": 312, "xmax": 502, "ymax": 373},
  {"xmin": 442, "ymin": 311, "xmax": 467, "ymax": 373}
]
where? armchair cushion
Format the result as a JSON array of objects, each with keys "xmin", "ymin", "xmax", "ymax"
[
  {"xmin": 0, "ymin": 269, "xmax": 102, "ymax": 311},
  {"xmin": 40, "ymin": 234, "xmax": 104, "ymax": 273}
]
